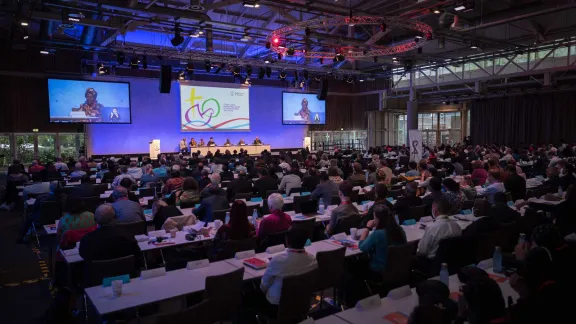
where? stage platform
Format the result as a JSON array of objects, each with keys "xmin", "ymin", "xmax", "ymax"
[{"xmin": 188, "ymin": 144, "xmax": 271, "ymax": 155}]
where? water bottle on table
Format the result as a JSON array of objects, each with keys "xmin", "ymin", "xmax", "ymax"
[
  {"xmin": 252, "ymin": 209, "xmax": 258, "ymax": 226},
  {"xmin": 493, "ymin": 246, "xmax": 503, "ymax": 273},
  {"xmin": 439, "ymin": 263, "xmax": 449, "ymax": 286},
  {"xmin": 225, "ymin": 211, "xmax": 230, "ymax": 225},
  {"xmin": 518, "ymin": 233, "xmax": 526, "ymax": 245}
]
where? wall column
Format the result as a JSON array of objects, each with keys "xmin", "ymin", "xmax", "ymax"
[{"xmin": 406, "ymin": 71, "xmax": 418, "ymax": 144}]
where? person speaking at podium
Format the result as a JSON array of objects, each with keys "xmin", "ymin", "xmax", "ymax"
[
  {"xmin": 253, "ymin": 136, "xmax": 262, "ymax": 145},
  {"xmin": 224, "ymin": 139, "xmax": 232, "ymax": 147},
  {"xmin": 79, "ymin": 88, "xmax": 103, "ymax": 119},
  {"xmin": 238, "ymin": 139, "xmax": 246, "ymax": 146},
  {"xmin": 189, "ymin": 138, "xmax": 197, "ymax": 148},
  {"xmin": 198, "ymin": 139, "xmax": 205, "ymax": 147},
  {"xmin": 208, "ymin": 137, "xmax": 216, "ymax": 147}
]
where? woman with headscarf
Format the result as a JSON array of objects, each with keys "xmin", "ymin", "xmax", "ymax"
[
  {"xmin": 79, "ymin": 88, "xmax": 103, "ymax": 119},
  {"xmin": 297, "ymin": 98, "xmax": 311, "ymax": 122}
]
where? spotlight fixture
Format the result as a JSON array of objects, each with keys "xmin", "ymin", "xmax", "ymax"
[
  {"xmin": 130, "ymin": 56, "xmax": 139, "ymax": 69},
  {"xmin": 246, "ymin": 65, "xmax": 253, "ymax": 76},
  {"xmin": 279, "ymin": 70, "xmax": 287, "ymax": 80},
  {"xmin": 346, "ymin": 75, "xmax": 356, "ymax": 84},
  {"xmin": 244, "ymin": 77, "xmax": 251, "ymax": 85},
  {"xmin": 116, "ymin": 51, "xmax": 125, "ymax": 65},
  {"xmin": 243, "ymin": 0, "xmax": 260, "ymax": 8},
  {"xmin": 335, "ymin": 53, "xmax": 345, "ymax": 62},
  {"xmin": 204, "ymin": 60, "xmax": 211, "ymax": 73},
  {"xmin": 97, "ymin": 63, "xmax": 107, "ymax": 75},
  {"xmin": 186, "ymin": 62, "xmax": 194, "ymax": 71},
  {"xmin": 21, "ymin": 21, "xmax": 28, "ymax": 26},
  {"xmin": 303, "ymin": 70, "xmax": 309, "ymax": 80},
  {"xmin": 287, "ymin": 47, "xmax": 295, "ymax": 56},
  {"xmin": 264, "ymin": 59, "xmax": 271, "ymax": 64},
  {"xmin": 277, "ymin": 53, "xmax": 283, "ymax": 60},
  {"xmin": 40, "ymin": 50, "xmax": 50, "ymax": 55},
  {"xmin": 300, "ymin": 80, "xmax": 305, "ymax": 88},
  {"xmin": 258, "ymin": 67, "xmax": 265, "ymax": 79},
  {"xmin": 178, "ymin": 70, "xmax": 186, "ymax": 80},
  {"xmin": 190, "ymin": 29, "xmax": 200, "ymax": 38},
  {"xmin": 171, "ymin": 23, "xmax": 184, "ymax": 47},
  {"xmin": 305, "ymin": 27, "xmax": 311, "ymax": 37},
  {"xmin": 470, "ymin": 43, "xmax": 478, "ymax": 49},
  {"xmin": 23, "ymin": 35, "xmax": 29, "ymax": 40},
  {"xmin": 233, "ymin": 66, "xmax": 241, "ymax": 76},
  {"xmin": 432, "ymin": 8, "xmax": 441, "ymax": 14},
  {"xmin": 265, "ymin": 67, "xmax": 272, "ymax": 78},
  {"xmin": 215, "ymin": 62, "xmax": 225, "ymax": 74},
  {"xmin": 359, "ymin": 78, "xmax": 365, "ymax": 82},
  {"xmin": 273, "ymin": 37, "xmax": 279, "ymax": 44},
  {"xmin": 198, "ymin": 29, "xmax": 204, "ymax": 35},
  {"xmin": 265, "ymin": 41, "xmax": 271, "ymax": 49}
]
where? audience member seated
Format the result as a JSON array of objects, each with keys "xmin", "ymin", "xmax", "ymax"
[
  {"xmin": 18, "ymin": 181, "xmax": 60, "ymax": 243},
  {"xmin": 502, "ymin": 166, "xmax": 525, "ymax": 204},
  {"xmin": 442, "ymin": 178, "xmax": 465, "ymax": 214},
  {"xmin": 111, "ymin": 165, "xmax": 136, "ymax": 188},
  {"xmin": 139, "ymin": 164, "xmax": 158, "ymax": 188},
  {"xmin": 257, "ymin": 228, "xmax": 317, "ymax": 310},
  {"xmin": 326, "ymin": 181, "xmax": 359, "ymax": 236},
  {"xmin": 302, "ymin": 167, "xmax": 320, "ymax": 192},
  {"xmin": 175, "ymin": 177, "xmax": 201, "ymax": 207},
  {"xmin": 257, "ymin": 193, "xmax": 292, "ymax": 242},
  {"xmin": 54, "ymin": 157, "xmax": 69, "ymax": 172},
  {"xmin": 378, "ymin": 160, "xmax": 394, "ymax": 186},
  {"xmin": 118, "ymin": 178, "xmax": 139, "ymax": 202},
  {"xmin": 29, "ymin": 160, "xmax": 45, "ymax": 174},
  {"xmin": 279, "ymin": 167, "xmax": 302, "ymax": 196},
  {"xmin": 153, "ymin": 160, "xmax": 169, "ymax": 178},
  {"xmin": 162, "ymin": 169, "xmax": 184, "ymax": 195},
  {"xmin": 366, "ymin": 164, "xmax": 378, "ymax": 185},
  {"xmin": 327, "ymin": 167, "xmax": 343, "ymax": 184},
  {"xmin": 110, "ymin": 187, "xmax": 144, "ymax": 223},
  {"xmin": 220, "ymin": 164, "xmax": 234, "ymax": 181},
  {"xmin": 70, "ymin": 163, "xmax": 87, "ymax": 179},
  {"xmin": 79, "ymin": 204, "xmax": 140, "ymax": 263},
  {"xmin": 361, "ymin": 183, "xmax": 395, "ymax": 228},
  {"xmin": 355, "ymin": 205, "xmax": 407, "ymax": 280},
  {"xmin": 422, "ymin": 177, "xmax": 446, "ymax": 213},
  {"xmin": 543, "ymin": 166, "xmax": 561, "ymax": 189},
  {"xmin": 347, "ymin": 162, "xmax": 366, "ymax": 184},
  {"xmin": 22, "ymin": 175, "xmax": 50, "ymax": 201},
  {"xmin": 462, "ymin": 206, "xmax": 501, "ymax": 237},
  {"xmin": 490, "ymin": 192, "xmax": 521, "ymax": 224},
  {"xmin": 449, "ymin": 157, "xmax": 464, "ymax": 176},
  {"xmin": 406, "ymin": 161, "xmax": 421, "ymax": 177},
  {"xmin": 212, "ymin": 200, "xmax": 256, "ymax": 256},
  {"xmin": 483, "ymin": 170, "xmax": 505, "ymax": 205},
  {"xmin": 193, "ymin": 186, "xmax": 230, "ymax": 222},
  {"xmin": 417, "ymin": 198, "xmax": 462, "ymax": 260},
  {"xmin": 469, "ymin": 160, "xmax": 488, "ymax": 186},
  {"xmin": 254, "ymin": 168, "xmax": 279, "ymax": 199},
  {"xmin": 197, "ymin": 169, "xmax": 211, "ymax": 190},
  {"xmin": 200, "ymin": 173, "xmax": 226, "ymax": 198},
  {"xmin": 394, "ymin": 182, "xmax": 423, "ymax": 215},
  {"xmin": 127, "ymin": 161, "xmax": 143, "ymax": 180},
  {"xmin": 453, "ymin": 276, "xmax": 509, "ymax": 324},
  {"xmin": 96, "ymin": 162, "xmax": 110, "ymax": 179},
  {"xmin": 311, "ymin": 172, "xmax": 339, "ymax": 208},
  {"xmin": 86, "ymin": 157, "xmax": 97, "ymax": 169},
  {"xmin": 226, "ymin": 170, "xmax": 253, "ymax": 201},
  {"xmin": 56, "ymin": 192, "xmax": 95, "ymax": 241}
]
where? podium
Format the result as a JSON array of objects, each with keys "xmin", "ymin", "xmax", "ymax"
[{"xmin": 149, "ymin": 139, "xmax": 160, "ymax": 160}]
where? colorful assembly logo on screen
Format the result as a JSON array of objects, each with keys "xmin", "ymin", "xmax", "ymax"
[{"xmin": 181, "ymin": 87, "xmax": 250, "ymax": 131}]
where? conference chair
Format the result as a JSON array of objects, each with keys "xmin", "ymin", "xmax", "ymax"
[
  {"xmin": 212, "ymin": 209, "xmax": 230, "ymax": 223},
  {"xmin": 139, "ymin": 188, "xmax": 156, "ymax": 198},
  {"xmin": 398, "ymin": 205, "xmax": 425, "ymax": 224},
  {"xmin": 314, "ymin": 247, "xmax": 346, "ymax": 310},
  {"xmin": 204, "ymin": 268, "xmax": 245, "ymax": 323},
  {"xmin": 349, "ymin": 189, "xmax": 359, "ymax": 203},
  {"xmin": 292, "ymin": 195, "xmax": 311, "ymax": 214},
  {"xmin": 259, "ymin": 230, "xmax": 289, "ymax": 252},
  {"xmin": 387, "ymin": 189, "xmax": 402, "ymax": 199},
  {"xmin": 30, "ymin": 201, "xmax": 62, "ymax": 248},
  {"xmin": 155, "ymin": 299, "xmax": 211, "ymax": 324},
  {"xmin": 215, "ymin": 238, "xmax": 257, "ymax": 261},
  {"xmin": 365, "ymin": 243, "xmax": 414, "ymax": 296},
  {"xmin": 332, "ymin": 216, "xmax": 361, "ymax": 236},
  {"xmin": 256, "ymin": 269, "xmax": 318, "ymax": 324},
  {"xmin": 234, "ymin": 192, "xmax": 253, "ymax": 201},
  {"xmin": 461, "ymin": 200, "xmax": 474, "ymax": 211},
  {"xmin": 83, "ymin": 196, "xmax": 101, "ymax": 214},
  {"xmin": 265, "ymin": 190, "xmax": 281, "ymax": 199},
  {"xmin": 288, "ymin": 187, "xmax": 306, "ymax": 196},
  {"xmin": 114, "ymin": 220, "xmax": 147, "ymax": 237},
  {"xmin": 92, "ymin": 184, "xmax": 108, "ymax": 196},
  {"xmin": 290, "ymin": 218, "xmax": 316, "ymax": 242},
  {"xmin": 435, "ymin": 235, "xmax": 476, "ymax": 275}
]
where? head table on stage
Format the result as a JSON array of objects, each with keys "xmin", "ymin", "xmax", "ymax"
[{"xmin": 188, "ymin": 144, "xmax": 271, "ymax": 156}]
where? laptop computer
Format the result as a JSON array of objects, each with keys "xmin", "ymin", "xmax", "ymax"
[{"xmin": 300, "ymin": 200, "xmax": 318, "ymax": 215}]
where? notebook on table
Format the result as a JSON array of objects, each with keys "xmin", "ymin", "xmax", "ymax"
[{"xmin": 243, "ymin": 257, "xmax": 268, "ymax": 270}]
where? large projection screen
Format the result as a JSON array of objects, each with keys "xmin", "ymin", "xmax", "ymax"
[{"xmin": 180, "ymin": 84, "xmax": 250, "ymax": 131}]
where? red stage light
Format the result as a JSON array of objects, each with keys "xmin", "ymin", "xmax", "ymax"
[{"xmin": 273, "ymin": 38, "xmax": 279, "ymax": 44}]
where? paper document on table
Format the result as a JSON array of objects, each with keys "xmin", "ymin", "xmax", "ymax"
[
  {"xmin": 62, "ymin": 248, "xmax": 79, "ymax": 256},
  {"xmin": 134, "ymin": 235, "xmax": 149, "ymax": 242},
  {"xmin": 191, "ymin": 221, "xmax": 206, "ymax": 231}
]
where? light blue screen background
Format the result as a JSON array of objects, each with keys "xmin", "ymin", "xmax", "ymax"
[
  {"xmin": 48, "ymin": 79, "xmax": 131, "ymax": 123},
  {"xmin": 282, "ymin": 92, "xmax": 325, "ymax": 124}
]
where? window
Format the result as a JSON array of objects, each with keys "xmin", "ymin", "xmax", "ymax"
[
  {"xmin": 397, "ymin": 115, "xmax": 407, "ymax": 146},
  {"xmin": 16, "ymin": 135, "xmax": 35, "ymax": 165},
  {"xmin": 0, "ymin": 135, "xmax": 11, "ymax": 168},
  {"xmin": 38, "ymin": 135, "xmax": 56, "ymax": 163},
  {"xmin": 439, "ymin": 112, "xmax": 461, "ymax": 145}
]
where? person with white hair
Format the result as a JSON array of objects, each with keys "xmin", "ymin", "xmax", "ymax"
[
  {"xmin": 70, "ymin": 162, "xmax": 87, "ymax": 179},
  {"xmin": 79, "ymin": 204, "xmax": 140, "ymax": 262},
  {"xmin": 112, "ymin": 165, "xmax": 136, "ymax": 188},
  {"xmin": 201, "ymin": 173, "xmax": 225, "ymax": 198},
  {"xmin": 257, "ymin": 193, "xmax": 292, "ymax": 241},
  {"xmin": 127, "ymin": 161, "xmax": 143, "ymax": 180}
]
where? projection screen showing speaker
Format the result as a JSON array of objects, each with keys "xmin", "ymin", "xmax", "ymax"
[{"xmin": 180, "ymin": 84, "xmax": 250, "ymax": 131}]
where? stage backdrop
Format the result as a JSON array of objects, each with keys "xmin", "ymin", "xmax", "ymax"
[{"xmin": 86, "ymin": 79, "xmax": 308, "ymax": 155}]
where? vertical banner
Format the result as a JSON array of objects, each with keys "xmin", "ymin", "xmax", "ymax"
[{"xmin": 408, "ymin": 130, "xmax": 422, "ymax": 162}]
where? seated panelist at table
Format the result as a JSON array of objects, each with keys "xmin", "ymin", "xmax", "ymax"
[
  {"xmin": 189, "ymin": 138, "xmax": 197, "ymax": 148},
  {"xmin": 253, "ymin": 136, "xmax": 262, "ymax": 145},
  {"xmin": 224, "ymin": 139, "xmax": 232, "ymax": 147},
  {"xmin": 198, "ymin": 139, "xmax": 205, "ymax": 147},
  {"xmin": 208, "ymin": 137, "xmax": 216, "ymax": 147},
  {"xmin": 179, "ymin": 138, "xmax": 187, "ymax": 154},
  {"xmin": 238, "ymin": 139, "xmax": 246, "ymax": 146}
]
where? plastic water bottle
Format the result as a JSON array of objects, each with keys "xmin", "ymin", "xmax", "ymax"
[
  {"xmin": 439, "ymin": 263, "xmax": 449, "ymax": 286},
  {"xmin": 365, "ymin": 170, "xmax": 369, "ymax": 183},
  {"xmin": 225, "ymin": 212, "xmax": 230, "ymax": 225},
  {"xmin": 518, "ymin": 233, "xmax": 526, "ymax": 245},
  {"xmin": 558, "ymin": 186, "xmax": 563, "ymax": 197},
  {"xmin": 493, "ymin": 246, "xmax": 503, "ymax": 273},
  {"xmin": 252, "ymin": 209, "xmax": 258, "ymax": 226}
]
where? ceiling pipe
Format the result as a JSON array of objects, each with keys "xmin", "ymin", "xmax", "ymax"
[
  {"xmin": 80, "ymin": 13, "xmax": 100, "ymax": 48},
  {"xmin": 455, "ymin": 4, "xmax": 576, "ymax": 33}
]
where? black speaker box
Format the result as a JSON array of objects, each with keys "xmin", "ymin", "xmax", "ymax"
[
  {"xmin": 317, "ymin": 78, "xmax": 328, "ymax": 100},
  {"xmin": 159, "ymin": 65, "xmax": 172, "ymax": 93}
]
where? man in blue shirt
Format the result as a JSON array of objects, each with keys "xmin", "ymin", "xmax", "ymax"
[{"xmin": 483, "ymin": 170, "xmax": 505, "ymax": 205}]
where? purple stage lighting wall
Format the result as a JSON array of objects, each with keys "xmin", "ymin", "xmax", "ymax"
[{"xmin": 87, "ymin": 78, "xmax": 308, "ymax": 155}]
